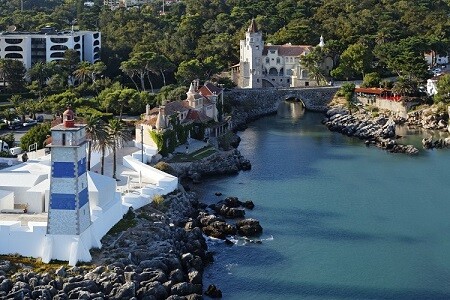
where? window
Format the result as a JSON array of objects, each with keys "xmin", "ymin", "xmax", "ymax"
[
  {"xmin": 256, "ymin": 45, "xmax": 259, "ymax": 50},
  {"xmin": 62, "ymin": 133, "xmax": 66, "ymax": 146},
  {"xmin": 276, "ymin": 58, "xmax": 281, "ymax": 64},
  {"xmin": 266, "ymin": 58, "xmax": 269, "ymax": 63}
]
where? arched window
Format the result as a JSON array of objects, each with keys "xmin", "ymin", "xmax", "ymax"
[
  {"xmin": 5, "ymin": 39, "xmax": 22, "ymax": 44},
  {"xmin": 50, "ymin": 52, "xmax": 65, "ymax": 58},
  {"xmin": 279, "ymin": 68, "xmax": 284, "ymax": 76},
  {"xmin": 5, "ymin": 46, "xmax": 23, "ymax": 51},
  {"xmin": 50, "ymin": 45, "xmax": 68, "ymax": 51},
  {"xmin": 265, "ymin": 57, "xmax": 269, "ymax": 64},
  {"xmin": 50, "ymin": 38, "xmax": 68, "ymax": 43},
  {"xmin": 276, "ymin": 57, "xmax": 281, "ymax": 64},
  {"xmin": 268, "ymin": 68, "xmax": 278, "ymax": 76},
  {"xmin": 5, "ymin": 53, "xmax": 22, "ymax": 58}
]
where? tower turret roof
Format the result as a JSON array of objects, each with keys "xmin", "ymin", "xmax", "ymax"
[{"xmin": 247, "ymin": 18, "xmax": 258, "ymax": 33}]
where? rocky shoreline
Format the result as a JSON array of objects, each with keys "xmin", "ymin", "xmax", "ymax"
[
  {"xmin": 0, "ymin": 186, "xmax": 263, "ymax": 299},
  {"xmin": 322, "ymin": 106, "xmax": 420, "ymax": 154},
  {"xmin": 168, "ymin": 149, "xmax": 251, "ymax": 184}
]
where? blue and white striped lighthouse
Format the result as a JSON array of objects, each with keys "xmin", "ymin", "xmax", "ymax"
[{"xmin": 47, "ymin": 107, "xmax": 91, "ymax": 235}]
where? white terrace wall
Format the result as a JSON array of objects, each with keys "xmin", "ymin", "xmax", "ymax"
[{"xmin": 123, "ymin": 154, "xmax": 178, "ymax": 192}]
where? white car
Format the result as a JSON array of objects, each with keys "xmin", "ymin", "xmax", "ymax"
[{"xmin": 23, "ymin": 119, "xmax": 37, "ymax": 127}]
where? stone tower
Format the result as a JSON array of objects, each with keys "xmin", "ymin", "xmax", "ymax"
[
  {"xmin": 47, "ymin": 107, "xmax": 91, "ymax": 235},
  {"xmin": 239, "ymin": 19, "xmax": 263, "ymax": 88}
]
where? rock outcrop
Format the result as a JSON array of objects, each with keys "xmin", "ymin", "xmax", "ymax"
[
  {"xmin": 323, "ymin": 107, "xmax": 419, "ymax": 154},
  {"xmin": 170, "ymin": 149, "xmax": 251, "ymax": 183},
  {"xmin": 0, "ymin": 191, "xmax": 212, "ymax": 300}
]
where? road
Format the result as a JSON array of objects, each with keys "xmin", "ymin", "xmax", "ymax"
[{"xmin": 0, "ymin": 126, "xmax": 32, "ymax": 146}]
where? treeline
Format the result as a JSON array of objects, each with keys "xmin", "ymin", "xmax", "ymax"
[{"xmin": 1, "ymin": 0, "xmax": 449, "ymax": 84}]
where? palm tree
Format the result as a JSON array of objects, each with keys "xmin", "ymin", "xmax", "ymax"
[
  {"xmin": 85, "ymin": 115, "xmax": 108, "ymax": 171},
  {"xmin": 300, "ymin": 48, "xmax": 327, "ymax": 86},
  {"xmin": 392, "ymin": 77, "xmax": 416, "ymax": 97},
  {"xmin": 73, "ymin": 61, "xmax": 92, "ymax": 85},
  {"xmin": 108, "ymin": 118, "xmax": 132, "ymax": 179},
  {"xmin": 95, "ymin": 132, "xmax": 113, "ymax": 176}
]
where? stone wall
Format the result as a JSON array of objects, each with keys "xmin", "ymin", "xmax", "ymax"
[
  {"xmin": 356, "ymin": 96, "xmax": 420, "ymax": 118},
  {"xmin": 225, "ymin": 87, "xmax": 339, "ymax": 129}
]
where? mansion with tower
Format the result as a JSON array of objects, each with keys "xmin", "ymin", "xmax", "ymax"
[{"xmin": 231, "ymin": 19, "xmax": 333, "ymax": 88}]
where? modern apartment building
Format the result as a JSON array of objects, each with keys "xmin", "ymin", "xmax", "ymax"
[{"xmin": 0, "ymin": 27, "xmax": 101, "ymax": 69}]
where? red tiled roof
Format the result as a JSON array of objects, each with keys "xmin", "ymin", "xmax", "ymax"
[
  {"xmin": 198, "ymin": 82, "xmax": 223, "ymax": 97},
  {"xmin": 186, "ymin": 110, "xmax": 212, "ymax": 123},
  {"xmin": 163, "ymin": 100, "xmax": 190, "ymax": 116},
  {"xmin": 263, "ymin": 45, "xmax": 312, "ymax": 56},
  {"xmin": 354, "ymin": 87, "xmax": 389, "ymax": 95}
]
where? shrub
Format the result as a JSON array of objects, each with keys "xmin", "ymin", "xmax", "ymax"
[
  {"xmin": 154, "ymin": 161, "xmax": 177, "ymax": 176},
  {"xmin": 107, "ymin": 207, "xmax": 136, "ymax": 235},
  {"xmin": 361, "ymin": 72, "xmax": 381, "ymax": 88},
  {"xmin": 20, "ymin": 122, "xmax": 51, "ymax": 151},
  {"xmin": 152, "ymin": 194, "xmax": 166, "ymax": 210}
]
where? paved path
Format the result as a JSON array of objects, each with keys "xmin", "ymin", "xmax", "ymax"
[
  {"xmin": 174, "ymin": 138, "xmax": 208, "ymax": 154},
  {"xmin": 90, "ymin": 145, "xmax": 140, "ymax": 189}
]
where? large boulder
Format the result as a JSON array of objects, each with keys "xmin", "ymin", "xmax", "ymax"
[
  {"xmin": 236, "ymin": 219, "xmax": 263, "ymax": 237},
  {"xmin": 205, "ymin": 284, "xmax": 222, "ymax": 298}
]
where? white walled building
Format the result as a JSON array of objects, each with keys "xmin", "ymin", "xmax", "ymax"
[
  {"xmin": 232, "ymin": 19, "xmax": 333, "ymax": 88},
  {"xmin": 0, "ymin": 27, "xmax": 101, "ymax": 69},
  {"xmin": 0, "ymin": 112, "xmax": 178, "ymax": 265}
]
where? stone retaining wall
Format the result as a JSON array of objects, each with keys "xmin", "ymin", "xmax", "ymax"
[{"xmin": 225, "ymin": 87, "xmax": 339, "ymax": 129}]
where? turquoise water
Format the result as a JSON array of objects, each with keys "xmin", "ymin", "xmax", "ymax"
[{"xmin": 198, "ymin": 103, "xmax": 450, "ymax": 300}]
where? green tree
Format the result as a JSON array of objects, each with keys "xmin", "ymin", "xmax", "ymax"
[
  {"xmin": 3, "ymin": 59, "xmax": 26, "ymax": 92},
  {"xmin": 20, "ymin": 122, "xmax": 51, "ymax": 151},
  {"xmin": 300, "ymin": 47, "xmax": 327, "ymax": 85},
  {"xmin": 85, "ymin": 115, "xmax": 108, "ymax": 171},
  {"xmin": 339, "ymin": 43, "xmax": 372, "ymax": 79},
  {"xmin": 392, "ymin": 76, "xmax": 417, "ymax": 97},
  {"xmin": 435, "ymin": 74, "xmax": 450, "ymax": 103},
  {"xmin": 62, "ymin": 49, "xmax": 81, "ymax": 85},
  {"xmin": 108, "ymin": 118, "xmax": 132, "ymax": 179},
  {"xmin": 361, "ymin": 72, "xmax": 381, "ymax": 88},
  {"xmin": 175, "ymin": 59, "xmax": 203, "ymax": 85}
]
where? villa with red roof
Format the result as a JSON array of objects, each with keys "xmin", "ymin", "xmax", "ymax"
[
  {"xmin": 231, "ymin": 19, "xmax": 333, "ymax": 88},
  {"xmin": 138, "ymin": 80, "xmax": 230, "ymax": 151}
]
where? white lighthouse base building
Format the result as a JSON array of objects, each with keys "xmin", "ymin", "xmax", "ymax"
[{"xmin": 0, "ymin": 147, "xmax": 177, "ymax": 265}]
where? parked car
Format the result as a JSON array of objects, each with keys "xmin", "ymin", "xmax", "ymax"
[
  {"xmin": 8, "ymin": 120, "xmax": 22, "ymax": 129},
  {"xmin": 36, "ymin": 115, "xmax": 44, "ymax": 122},
  {"xmin": 23, "ymin": 119, "xmax": 37, "ymax": 127}
]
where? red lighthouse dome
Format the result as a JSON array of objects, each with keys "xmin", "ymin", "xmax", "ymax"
[{"xmin": 63, "ymin": 107, "xmax": 75, "ymax": 128}]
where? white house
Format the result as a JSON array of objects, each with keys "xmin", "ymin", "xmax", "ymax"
[
  {"xmin": 0, "ymin": 27, "xmax": 101, "ymax": 70},
  {"xmin": 427, "ymin": 76, "xmax": 440, "ymax": 96},
  {"xmin": 231, "ymin": 19, "xmax": 333, "ymax": 88}
]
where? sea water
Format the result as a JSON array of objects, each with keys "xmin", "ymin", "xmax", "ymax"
[{"xmin": 197, "ymin": 102, "xmax": 450, "ymax": 300}]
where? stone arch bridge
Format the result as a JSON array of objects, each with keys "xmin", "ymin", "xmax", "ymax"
[{"xmin": 225, "ymin": 87, "xmax": 340, "ymax": 127}]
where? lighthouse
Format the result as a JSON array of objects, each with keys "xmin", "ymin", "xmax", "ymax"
[{"xmin": 47, "ymin": 107, "xmax": 91, "ymax": 235}]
